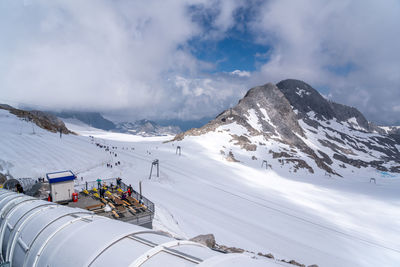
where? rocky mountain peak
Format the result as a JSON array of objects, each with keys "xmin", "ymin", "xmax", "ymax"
[
  {"xmin": 277, "ymin": 79, "xmax": 370, "ymax": 131},
  {"xmin": 277, "ymin": 79, "xmax": 335, "ymax": 120},
  {"xmin": 173, "ymin": 79, "xmax": 400, "ymax": 176},
  {"xmin": 234, "ymin": 82, "xmax": 305, "ymax": 139}
]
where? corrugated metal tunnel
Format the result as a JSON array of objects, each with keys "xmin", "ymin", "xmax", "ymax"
[{"xmin": 0, "ymin": 189, "xmax": 266, "ymax": 267}]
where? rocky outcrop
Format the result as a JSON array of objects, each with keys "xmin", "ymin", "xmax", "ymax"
[
  {"xmin": 0, "ymin": 105, "xmax": 74, "ymax": 134},
  {"xmin": 226, "ymin": 151, "xmax": 240, "ymax": 162},
  {"xmin": 190, "ymin": 234, "xmax": 216, "ymax": 248},
  {"xmin": 277, "ymin": 79, "xmax": 370, "ymax": 131}
]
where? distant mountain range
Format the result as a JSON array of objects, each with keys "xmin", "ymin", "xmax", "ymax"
[
  {"xmin": 114, "ymin": 119, "xmax": 181, "ymax": 136},
  {"xmin": 52, "ymin": 111, "xmax": 116, "ymax": 130},
  {"xmin": 51, "ymin": 111, "xmax": 182, "ymax": 136},
  {"xmin": 174, "ymin": 79, "xmax": 400, "ymax": 176}
]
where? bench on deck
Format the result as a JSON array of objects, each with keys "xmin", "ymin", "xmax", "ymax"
[
  {"xmin": 126, "ymin": 196, "xmax": 138, "ymax": 204},
  {"xmin": 85, "ymin": 203, "xmax": 105, "ymax": 211},
  {"xmin": 116, "ymin": 205, "xmax": 126, "ymax": 212}
]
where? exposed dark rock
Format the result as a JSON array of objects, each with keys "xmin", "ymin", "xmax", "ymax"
[
  {"xmin": 0, "ymin": 105, "xmax": 74, "ymax": 134},
  {"xmin": 215, "ymin": 244, "xmax": 244, "ymax": 253},
  {"xmin": 281, "ymin": 259, "xmax": 306, "ymax": 267},
  {"xmin": 285, "ymin": 159, "xmax": 314, "ymax": 174},
  {"xmin": 270, "ymin": 150, "xmax": 292, "ymax": 159},
  {"xmin": 277, "ymin": 79, "xmax": 370, "ymax": 131},
  {"xmin": 190, "ymin": 234, "xmax": 216, "ymax": 248},
  {"xmin": 325, "ymin": 133, "xmax": 346, "ymax": 145},
  {"xmin": 257, "ymin": 252, "xmax": 274, "ymax": 259},
  {"xmin": 230, "ymin": 135, "xmax": 257, "ymax": 151},
  {"xmin": 226, "ymin": 151, "xmax": 239, "ymax": 162},
  {"xmin": 318, "ymin": 139, "xmax": 355, "ymax": 155},
  {"xmin": 317, "ymin": 150, "xmax": 333, "ymax": 165},
  {"xmin": 333, "ymin": 154, "xmax": 368, "ymax": 168}
]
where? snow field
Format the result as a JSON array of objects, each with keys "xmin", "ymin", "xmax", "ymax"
[{"xmin": 1, "ymin": 110, "xmax": 400, "ymax": 266}]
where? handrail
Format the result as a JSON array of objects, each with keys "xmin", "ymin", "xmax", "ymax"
[{"xmin": 74, "ymin": 178, "xmax": 155, "ymax": 213}]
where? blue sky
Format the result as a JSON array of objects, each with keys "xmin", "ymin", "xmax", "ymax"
[
  {"xmin": 0, "ymin": 0, "xmax": 399, "ymax": 125},
  {"xmin": 188, "ymin": 2, "xmax": 271, "ymax": 73},
  {"xmin": 189, "ymin": 36, "xmax": 271, "ymax": 73}
]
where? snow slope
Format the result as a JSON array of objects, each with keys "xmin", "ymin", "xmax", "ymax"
[{"xmin": 1, "ymin": 110, "xmax": 400, "ymax": 266}]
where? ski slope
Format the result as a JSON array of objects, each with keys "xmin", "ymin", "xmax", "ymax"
[{"xmin": 1, "ymin": 109, "xmax": 400, "ymax": 266}]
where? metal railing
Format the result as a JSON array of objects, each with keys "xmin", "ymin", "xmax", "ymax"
[
  {"xmin": 74, "ymin": 178, "xmax": 155, "ymax": 213},
  {"xmin": 119, "ymin": 211, "xmax": 154, "ymax": 226}
]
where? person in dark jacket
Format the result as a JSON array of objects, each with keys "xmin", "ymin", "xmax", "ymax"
[
  {"xmin": 100, "ymin": 187, "xmax": 105, "ymax": 198},
  {"xmin": 15, "ymin": 183, "xmax": 24, "ymax": 193}
]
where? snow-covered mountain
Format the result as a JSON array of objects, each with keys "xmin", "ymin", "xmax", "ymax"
[
  {"xmin": 174, "ymin": 79, "xmax": 400, "ymax": 176},
  {"xmin": 114, "ymin": 119, "xmax": 181, "ymax": 136},
  {"xmin": 1, "ymin": 100, "xmax": 400, "ymax": 266}
]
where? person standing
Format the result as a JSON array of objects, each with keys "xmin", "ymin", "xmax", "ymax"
[
  {"xmin": 127, "ymin": 184, "xmax": 133, "ymax": 197},
  {"xmin": 15, "ymin": 183, "xmax": 24, "ymax": 193}
]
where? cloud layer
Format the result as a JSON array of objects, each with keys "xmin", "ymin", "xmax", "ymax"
[
  {"xmin": 250, "ymin": 0, "xmax": 400, "ymax": 125},
  {"xmin": 1, "ymin": 0, "xmax": 399, "ymax": 124}
]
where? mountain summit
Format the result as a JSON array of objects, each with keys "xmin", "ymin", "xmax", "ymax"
[{"xmin": 174, "ymin": 79, "xmax": 400, "ymax": 176}]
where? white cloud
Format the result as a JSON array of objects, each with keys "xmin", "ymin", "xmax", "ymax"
[
  {"xmin": 249, "ymin": 0, "xmax": 400, "ymax": 124},
  {"xmin": 0, "ymin": 0, "xmax": 246, "ymax": 119},
  {"xmin": 231, "ymin": 70, "xmax": 251, "ymax": 77},
  {"xmin": 1, "ymin": 0, "xmax": 399, "ymax": 125}
]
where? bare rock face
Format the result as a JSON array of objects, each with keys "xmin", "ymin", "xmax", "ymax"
[
  {"xmin": 277, "ymin": 79, "xmax": 370, "ymax": 131},
  {"xmin": 258, "ymin": 252, "xmax": 274, "ymax": 259},
  {"xmin": 190, "ymin": 234, "xmax": 216, "ymax": 248},
  {"xmin": 226, "ymin": 151, "xmax": 240, "ymax": 162},
  {"xmin": 0, "ymin": 105, "xmax": 74, "ymax": 135}
]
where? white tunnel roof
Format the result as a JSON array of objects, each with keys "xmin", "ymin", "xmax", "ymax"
[{"xmin": 0, "ymin": 189, "xmax": 269, "ymax": 267}]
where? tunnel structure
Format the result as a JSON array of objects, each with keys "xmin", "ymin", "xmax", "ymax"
[{"xmin": 0, "ymin": 189, "xmax": 266, "ymax": 267}]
